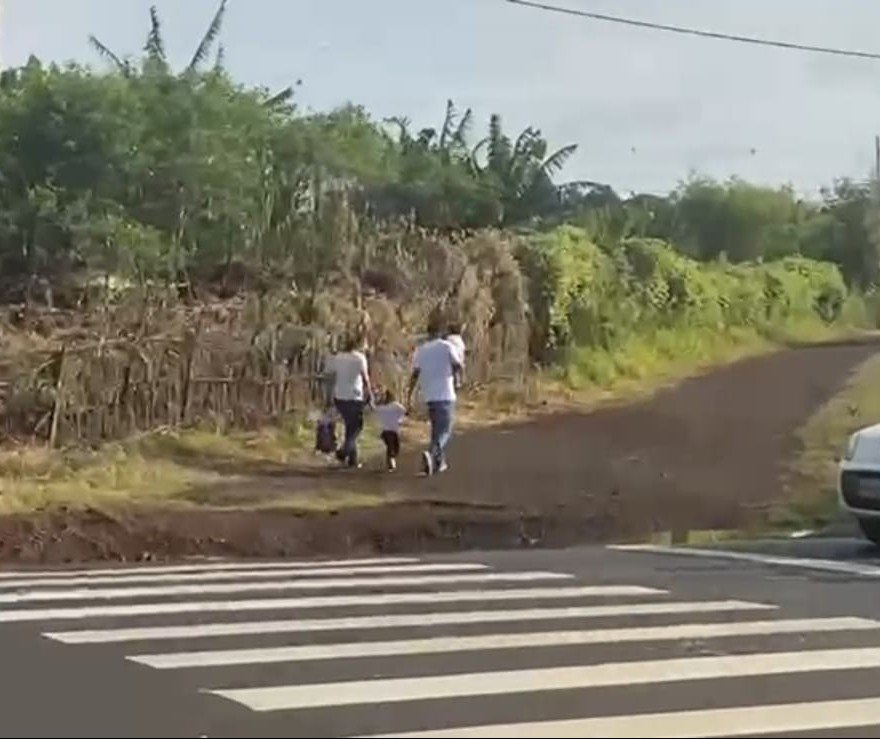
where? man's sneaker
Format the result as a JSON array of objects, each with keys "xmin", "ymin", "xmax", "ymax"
[
  {"xmin": 436, "ymin": 460, "xmax": 449, "ymax": 473},
  {"xmin": 387, "ymin": 457, "xmax": 397, "ymax": 472},
  {"xmin": 420, "ymin": 451, "xmax": 433, "ymax": 476}
]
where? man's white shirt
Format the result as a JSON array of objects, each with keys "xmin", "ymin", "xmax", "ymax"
[{"xmin": 413, "ymin": 338, "xmax": 459, "ymax": 403}]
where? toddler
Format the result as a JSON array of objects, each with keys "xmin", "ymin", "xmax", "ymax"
[
  {"xmin": 374, "ymin": 389, "xmax": 406, "ymax": 471},
  {"xmin": 445, "ymin": 323, "xmax": 465, "ymax": 389}
]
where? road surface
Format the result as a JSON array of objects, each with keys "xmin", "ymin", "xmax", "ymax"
[{"xmin": 4, "ymin": 543, "xmax": 880, "ymax": 737}]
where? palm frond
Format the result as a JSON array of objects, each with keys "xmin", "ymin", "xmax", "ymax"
[
  {"xmin": 438, "ymin": 99, "xmax": 457, "ymax": 150},
  {"xmin": 417, "ymin": 127, "xmax": 437, "ymax": 149},
  {"xmin": 88, "ymin": 35, "xmax": 128, "ymax": 72},
  {"xmin": 487, "ymin": 114, "xmax": 512, "ymax": 173},
  {"xmin": 469, "ymin": 137, "xmax": 489, "ymax": 173},
  {"xmin": 540, "ymin": 144, "xmax": 578, "ymax": 177},
  {"xmin": 144, "ymin": 6, "xmax": 167, "ymax": 63},
  {"xmin": 264, "ymin": 86, "xmax": 294, "ymax": 108},
  {"xmin": 384, "ymin": 116, "xmax": 411, "ymax": 144},
  {"xmin": 214, "ymin": 44, "xmax": 226, "ymax": 71},
  {"xmin": 512, "ymin": 127, "xmax": 540, "ymax": 160},
  {"xmin": 187, "ymin": 0, "xmax": 228, "ymax": 72},
  {"xmin": 453, "ymin": 108, "xmax": 473, "ymax": 148},
  {"xmin": 488, "ymin": 113, "xmax": 504, "ymax": 144}
]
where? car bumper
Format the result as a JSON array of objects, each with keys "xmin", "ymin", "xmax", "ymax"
[{"xmin": 838, "ymin": 462, "xmax": 880, "ymax": 519}]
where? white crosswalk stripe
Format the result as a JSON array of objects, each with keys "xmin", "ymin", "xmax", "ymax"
[
  {"xmin": 0, "ymin": 561, "xmax": 489, "ymax": 589},
  {"xmin": 0, "ymin": 584, "xmax": 636, "ymax": 623},
  {"xmin": 212, "ymin": 647, "xmax": 880, "ymax": 711},
  {"xmin": 0, "ymin": 556, "xmax": 422, "ymax": 580},
  {"xmin": 354, "ymin": 698, "xmax": 880, "ymax": 739},
  {"xmin": 44, "ymin": 598, "xmax": 764, "ymax": 644},
  {"xmin": 129, "ymin": 617, "xmax": 879, "ymax": 669},
  {"xmin": 0, "ymin": 569, "xmax": 570, "ymax": 604},
  {"xmin": 0, "ymin": 557, "xmax": 419, "ymax": 581},
  {"xmin": 4, "ymin": 555, "xmax": 880, "ymax": 737}
]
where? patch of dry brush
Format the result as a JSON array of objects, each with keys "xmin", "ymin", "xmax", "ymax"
[{"xmin": 0, "ymin": 228, "xmax": 531, "ymax": 448}]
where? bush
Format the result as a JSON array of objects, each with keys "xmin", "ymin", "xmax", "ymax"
[{"xmin": 516, "ymin": 226, "xmax": 868, "ymax": 386}]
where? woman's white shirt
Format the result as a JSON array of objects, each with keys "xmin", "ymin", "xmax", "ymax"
[{"xmin": 332, "ymin": 350, "xmax": 369, "ymax": 401}]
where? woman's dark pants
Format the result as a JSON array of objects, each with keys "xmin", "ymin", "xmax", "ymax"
[{"xmin": 334, "ymin": 399, "xmax": 365, "ymax": 467}]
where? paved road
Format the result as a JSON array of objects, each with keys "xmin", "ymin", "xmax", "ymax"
[{"xmin": 5, "ymin": 544, "xmax": 880, "ymax": 737}]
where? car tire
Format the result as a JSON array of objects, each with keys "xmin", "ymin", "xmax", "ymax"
[{"xmin": 857, "ymin": 517, "xmax": 880, "ymax": 546}]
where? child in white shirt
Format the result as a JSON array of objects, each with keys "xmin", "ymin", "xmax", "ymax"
[
  {"xmin": 374, "ymin": 390, "xmax": 406, "ymax": 471},
  {"xmin": 445, "ymin": 323, "xmax": 465, "ymax": 389}
]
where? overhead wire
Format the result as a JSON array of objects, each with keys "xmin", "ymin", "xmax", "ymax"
[{"xmin": 503, "ymin": 0, "xmax": 880, "ymax": 61}]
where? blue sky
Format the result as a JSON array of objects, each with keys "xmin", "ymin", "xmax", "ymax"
[{"xmin": 5, "ymin": 0, "xmax": 880, "ymax": 196}]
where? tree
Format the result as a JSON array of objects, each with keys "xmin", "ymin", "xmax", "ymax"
[
  {"xmin": 0, "ymin": 58, "xmax": 142, "ymax": 301},
  {"xmin": 806, "ymin": 179, "xmax": 880, "ymax": 289},
  {"xmin": 472, "ymin": 114, "xmax": 578, "ymax": 226},
  {"xmin": 89, "ymin": 0, "xmax": 228, "ymax": 76},
  {"xmin": 671, "ymin": 176, "xmax": 802, "ymax": 262}
]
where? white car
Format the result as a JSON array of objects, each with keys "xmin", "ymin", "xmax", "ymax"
[{"xmin": 839, "ymin": 422, "xmax": 880, "ymax": 545}]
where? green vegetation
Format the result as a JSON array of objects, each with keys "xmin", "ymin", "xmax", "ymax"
[
  {"xmin": 519, "ymin": 226, "xmax": 869, "ymax": 389},
  {"xmin": 0, "ymin": 3, "xmax": 878, "ymax": 311},
  {"xmin": 0, "ymin": 420, "xmax": 394, "ymax": 514},
  {"xmin": 1, "ymin": 1, "xmax": 880, "ymax": 510},
  {"xmin": 773, "ymin": 353, "xmax": 880, "ymax": 532}
]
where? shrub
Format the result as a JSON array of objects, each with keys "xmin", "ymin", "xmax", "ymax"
[{"xmin": 516, "ymin": 226, "xmax": 866, "ymax": 385}]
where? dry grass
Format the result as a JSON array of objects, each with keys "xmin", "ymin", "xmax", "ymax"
[
  {"xmin": 0, "ymin": 382, "xmax": 547, "ymax": 515},
  {"xmin": 0, "ymin": 418, "xmax": 393, "ymax": 514},
  {"xmin": 1, "ymin": 325, "xmax": 875, "ymax": 517},
  {"xmin": 0, "ymin": 441, "xmax": 202, "ymax": 513},
  {"xmin": 771, "ymin": 351, "xmax": 880, "ymax": 530}
]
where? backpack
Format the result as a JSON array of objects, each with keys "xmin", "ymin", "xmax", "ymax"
[{"xmin": 314, "ymin": 416, "xmax": 337, "ymax": 454}]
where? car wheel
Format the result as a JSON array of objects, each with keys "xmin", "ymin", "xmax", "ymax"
[{"xmin": 857, "ymin": 517, "xmax": 880, "ymax": 546}]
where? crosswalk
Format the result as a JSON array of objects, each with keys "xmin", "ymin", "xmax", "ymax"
[{"xmin": 4, "ymin": 554, "xmax": 880, "ymax": 736}]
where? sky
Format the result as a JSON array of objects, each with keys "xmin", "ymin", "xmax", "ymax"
[{"xmin": 4, "ymin": 0, "xmax": 880, "ymax": 197}]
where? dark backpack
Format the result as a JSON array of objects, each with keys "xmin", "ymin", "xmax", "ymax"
[{"xmin": 314, "ymin": 418, "xmax": 337, "ymax": 454}]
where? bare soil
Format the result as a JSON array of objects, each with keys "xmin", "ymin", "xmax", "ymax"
[{"xmin": 2, "ymin": 340, "xmax": 878, "ymax": 565}]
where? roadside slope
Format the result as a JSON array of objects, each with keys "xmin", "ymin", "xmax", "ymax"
[{"xmin": 2, "ymin": 340, "xmax": 878, "ymax": 563}]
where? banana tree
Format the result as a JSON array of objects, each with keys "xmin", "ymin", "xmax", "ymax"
[
  {"xmin": 89, "ymin": 0, "xmax": 228, "ymax": 76},
  {"xmin": 472, "ymin": 113, "xmax": 577, "ymax": 226}
]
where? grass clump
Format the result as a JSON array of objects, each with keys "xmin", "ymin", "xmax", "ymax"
[
  {"xmin": 0, "ymin": 416, "xmax": 392, "ymax": 514},
  {"xmin": 771, "ymin": 352, "xmax": 880, "ymax": 531}
]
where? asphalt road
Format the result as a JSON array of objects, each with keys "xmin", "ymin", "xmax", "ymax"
[{"xmin": 5, "ymin": 542, "xmax": 880, "ymax": 737}]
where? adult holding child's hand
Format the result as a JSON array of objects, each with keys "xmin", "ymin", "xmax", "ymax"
[{"xmin": 328, "ymin": 333, "xmax": 373, "ymax": 469}]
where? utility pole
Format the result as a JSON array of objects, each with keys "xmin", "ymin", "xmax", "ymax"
[{"xmin": 875, "ymin": 134, "xmax": 880, "ymax": 182}]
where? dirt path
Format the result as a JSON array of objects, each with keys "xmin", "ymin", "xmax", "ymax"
[
  {"xmin": 416, "ymin": 341, "xmax": 880, "ymax": 537},
  {"xmin": 3, "ymin": 341, "xmax": 878, "ymax": 564}
]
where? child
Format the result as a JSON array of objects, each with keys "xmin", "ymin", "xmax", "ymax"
[
  {"xmin": 374, "ymin": 389, "xmax": 406, "ymax": 471},
  {"xmin": 313, "ymin": 407, "xmax": 337, "ymax": 456},
  {"xmin": 445, "ymin": 322, "xmax": 465, "ymax": 389}
]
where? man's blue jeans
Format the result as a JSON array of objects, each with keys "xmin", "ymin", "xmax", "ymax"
[{"xmin": 427, "ymin": 400, "xmax": 455, "ymax": 467}]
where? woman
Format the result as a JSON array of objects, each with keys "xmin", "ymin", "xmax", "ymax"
[{"xmin": 327, "ymin": 334, "xmax": 373, "ymax": 468}]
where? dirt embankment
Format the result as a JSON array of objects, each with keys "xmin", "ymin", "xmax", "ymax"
[{"xmin": 2, "ymin": 341, "xmax": 878, "ymax": 564}]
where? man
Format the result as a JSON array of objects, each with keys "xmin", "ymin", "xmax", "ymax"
[{"xmin": 407, "ymin": 319, "xmax": 463, "ymax": 475}]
